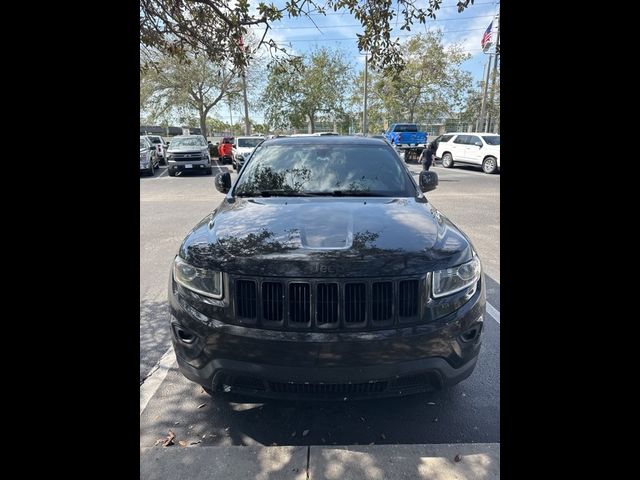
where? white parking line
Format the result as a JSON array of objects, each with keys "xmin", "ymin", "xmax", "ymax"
[
  {"xmin": 140, "ymin": 346, "xmax": 176, "ymax": 415},
  {"xmin": 157, "ymin": 167, "xmax": 168, "ymax": 178},
  {"xmin": 486, "ymin": 302, "xmax": 500, "ymax": 324}
]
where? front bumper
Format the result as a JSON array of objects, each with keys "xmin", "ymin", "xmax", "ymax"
[
  {"xmin": 168, "ymin": 275, "xmax": 485, "ymax": 400},
  {"xmin": 167, "ymin": 160, "xmax": 210, "ymax": 172}
]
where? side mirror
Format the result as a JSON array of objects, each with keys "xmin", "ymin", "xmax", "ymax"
[
  {"xmin": 215, "ymin": 172, "xmax": 231, "ymax": 193},
  {"xmin": 419, "ymin": 171, "xmax": 438, "ymax": 193},
  {"xmin": 474, "ymin": 141, "xmax": 482, "ymax": 147}
]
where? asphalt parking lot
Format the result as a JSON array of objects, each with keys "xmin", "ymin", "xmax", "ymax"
[{"xmin": 140, "ymin": 158, "xmax": 500, "ymax": 448}]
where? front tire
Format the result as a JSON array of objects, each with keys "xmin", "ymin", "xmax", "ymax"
[
  {"xmin": 482, "ymin": 156, "xmax": 498, "ymax": 174},
  {"xmin": 148, "ymin": 162, "xmax": 155, "ymax": 176},
  {"xmin": 442, "ymin": 153, "xmax": 454, "ymax": 168},
  {"xmin": 206, "ymin": 166, "xmax": 213, "ymax": 175},
  {"xmin": 168, "ymin": 168, "xmax": 176, "ymax": 177}
]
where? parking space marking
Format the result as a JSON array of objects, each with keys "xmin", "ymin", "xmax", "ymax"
[
  {"xmin": 157, "ymin": 167, "xmax": 168, "ymax": 178},
  {"xmin": 486, "ymin": 302, "xmax": 500, "ymax": 324},
  {"xmin": 140, "ymin": 346, "xmax": 176, "ymax": 415}
]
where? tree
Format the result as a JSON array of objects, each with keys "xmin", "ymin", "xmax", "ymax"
[
  {"xmin": 140, "ymin": 1, "xmax": 477, "ymax": 73},
  {"xmin": 262, "ymin": 48, "xmax": 352, "ymax": 133},
  {"xmin": 461, "ymin": 69, "xmax": 500, "ymax": 132},
  {"xmin": 352, "ymin": 31, "xmax": 472, "ymax": 128},
  {"xmin": 142, "ymin": 52, "xmax": 242, "ymax": 138}
]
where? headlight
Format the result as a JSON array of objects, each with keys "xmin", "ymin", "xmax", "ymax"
[
  {"xmin": 432, "ymin": 255, "xmax": 481, "ymax": 298},
  {"xmin": 173, "ymin": 256, "xmax": 223, "ymax": 299}
]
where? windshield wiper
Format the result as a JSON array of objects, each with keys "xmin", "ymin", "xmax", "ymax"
[
  {"xmin": 236, "ymin": 190, "xmax": 313, "ymax": 197},
  {"xmin": 304, "ymin": 190, "xmax": 391, "ymax": 197}
]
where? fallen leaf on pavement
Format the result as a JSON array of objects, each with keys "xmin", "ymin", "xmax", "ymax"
[
  {"xmin": 427, "ymin": 402, "xmax": 436, "ymax": 406},
  {"xmin": 432, "ymin": 417, "xmax": 439, "ymax": 423},
  {"xmin": 380, "ymin": 434, "xmax": 386, "ymax": 440},
  {"xmin": 179, "ymin": 441, "xmax": 188, "ymax": 447},
  {"xmin": 455, "ymin": 454, "xmax": 462, "ymax": 462},
  {"xmin": 302, "ymin": 430, "xmax": 309, "ymax": 437},
  {"xmin": 157, "ymin": 430, "xmax": 176, "ymax": 447},
  {"xmin": 197, "ymin": 403, "xmax": 207, "ymax": 409},
  {"xmin": 190, "ymin": 440, "xmax": 201, "ymax": 445}
]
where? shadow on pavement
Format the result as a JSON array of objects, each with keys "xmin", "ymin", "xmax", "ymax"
[{"xmin": 140, "ymin": 299, "xmax": 172, "ymax": 383}]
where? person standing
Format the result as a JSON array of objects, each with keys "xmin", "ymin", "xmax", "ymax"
[{"xmin": 420, "ymin": 141, "xmax": 435, "ymax": 171}]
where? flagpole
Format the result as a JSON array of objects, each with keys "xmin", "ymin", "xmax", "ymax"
[
  {"xmin": 484, "ymin": 14, "xmax": 500, "ymax": 132},
  {"xmin": 477, "ymin": 54, "xmax": 492, "ymax": 132}
]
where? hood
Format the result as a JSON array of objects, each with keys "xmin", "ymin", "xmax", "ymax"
[
  {"xmin": 167, "ymin": 146, "xmax": 208, "ymax": 154},
  {"xmin": 483, "ymin": 145, "xmax": 500, "ymax": 153},
  {"xmin": 179, "ymin": 197, "xmax": 473, "ymax": 277},
  {"xmin": 234, "ymin": 147, "xmax": 255, "ymax": 156}
]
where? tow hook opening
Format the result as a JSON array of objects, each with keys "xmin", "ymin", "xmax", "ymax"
[
  {"xmin": 173, "ymin": 325, "xmax": 195, "ymax": 344},
  {"xmin": 460, "ymin": 322, "xmax": 483, "ymax": 343}
]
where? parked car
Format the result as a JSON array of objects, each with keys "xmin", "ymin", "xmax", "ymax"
[
  {"xmin": 139, "ymin": 136, "xmax": 159, "ymax": 176},
  {"xmin": 165, "ymin": 135, "xmax": 213, "ymax": 176},
  {"xmin": 435, "ymin": 133, "xmax": 500, "ymax": 174},
  {"xmin": 232, "ymin": 136, "xmax": 264, "ymax": 171},
  {"xmin": 168, "ymin": 136, "xmax": 485, "ymax": 400},
  {"xmin": 217, "ymin": 137, "xmax": 234, "ymax": 165},
  {"xmin": 142, "ymin": 135, "xmax": 166, "ymax": 165}
]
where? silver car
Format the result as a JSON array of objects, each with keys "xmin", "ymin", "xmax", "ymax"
[
  {"xmin": 140, "ymin": 136, "xmax": 159, "ymax": 176},
  {"xmin": 165, "ymin": 135, "xmax": 213, "ymax": 176}
]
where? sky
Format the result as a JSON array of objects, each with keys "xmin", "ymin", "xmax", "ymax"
[{"xmin": 210, "ymin": 1, "xmax": 500, "ymax": 125}]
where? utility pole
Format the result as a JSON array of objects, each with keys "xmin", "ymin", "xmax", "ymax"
[
  {"xmin": 228, "ymin": 99, "xmax": 233, "ymax": 135},
  {"xmin": 363, "ymin": 52, "xmax": 369, "ymax": 135},
  {"xmin": 484, "ymin": 15, "xmax": 500, "ymax": 133},
  {"xmin": 477, "ymin": 53, "xmax": 492, "ymax": 132},
  {"xmin": 241, "ymin": 70, "xmax": 251, "ymax": 136}
]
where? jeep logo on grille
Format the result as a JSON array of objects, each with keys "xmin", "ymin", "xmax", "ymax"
[{"xmin": 315, "ymin": 264, "xmax": 340, "ymax": 274}]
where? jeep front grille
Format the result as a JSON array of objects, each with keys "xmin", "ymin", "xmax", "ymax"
[{"xmin": 232, "ymin": 276, "xmax": 424, "ymax": 331}]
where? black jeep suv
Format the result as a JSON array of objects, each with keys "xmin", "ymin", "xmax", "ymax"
[{"xmin": 168, "ymin": 136, "xmax": 485, "ymax": 399}]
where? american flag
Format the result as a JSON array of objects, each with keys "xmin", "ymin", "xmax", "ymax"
[{"xmin": 481, "ymin": 21, "xmax": 493, "ymax": 51}]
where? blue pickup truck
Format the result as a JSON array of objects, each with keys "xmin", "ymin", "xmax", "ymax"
[{"xmin": 384, "ymin": 123, "xmax": 427, "ymax": 163}]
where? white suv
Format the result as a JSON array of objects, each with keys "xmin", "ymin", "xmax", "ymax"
[
  {"xmin": 435, "ymin": 133, "xmax": 500, "ymax": 174},
  {"xmin": 232, "ymin": 136, "xmax": 264, "ymax": 171}
]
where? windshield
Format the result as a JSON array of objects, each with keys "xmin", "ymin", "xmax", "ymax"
[
  {"xmin": 234, "ymin": 144, "xmax": 415, "ymax": 197},
  {"xmin": 394, "ymin": 124, "xmax": 418, "ymax": 132},
  {"xmin": 148, "ymin": 137, "xmax": 162, "ymax": 144},
  {"xmin": 237, "ymin": 138, "xmax": 263, "ymax": 148},
  {"xmin": 482, "ymin": 135, "xmax": 500, "ymax": 145},
  {"xmin": 140, "ymin": 139, "xmax": 147, "ymax": 149},
  {"xmin": 170, "ymin": 137, "xmax": 206, "ymax": 148}
]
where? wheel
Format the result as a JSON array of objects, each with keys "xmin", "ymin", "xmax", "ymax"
[
  {"xmin": 206, "ymin": 166, "xmax": 213, "ymax": 175},
  {"xmin": 232, "ymin": 161, "xmax": 237, "ymax": 171},
  {"xmin": 148, "ymin": 162, "xmax": 155, "ymax": 176},
  {"xmin": 168, "ymin": 168, "xmax": 176, "ymax": 177},
  {"xmin": 442, "ymin": 153, "xmax": 454, "ymax": 168},
  {"xmin": 482, "ymin": 156, "xmax": 498, "ymax": 174}
]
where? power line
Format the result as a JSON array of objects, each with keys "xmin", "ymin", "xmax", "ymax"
[
  {"xmin": 258, "ymin": 13, "xmax": 496, "ymax": 30},
  {"xmin": 301, "ymin": 2, "xmax": 496, "ymax": 15},
  {"xmin": 269, "ymin": 26, "xmax": 490, "ymax": 43}
]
